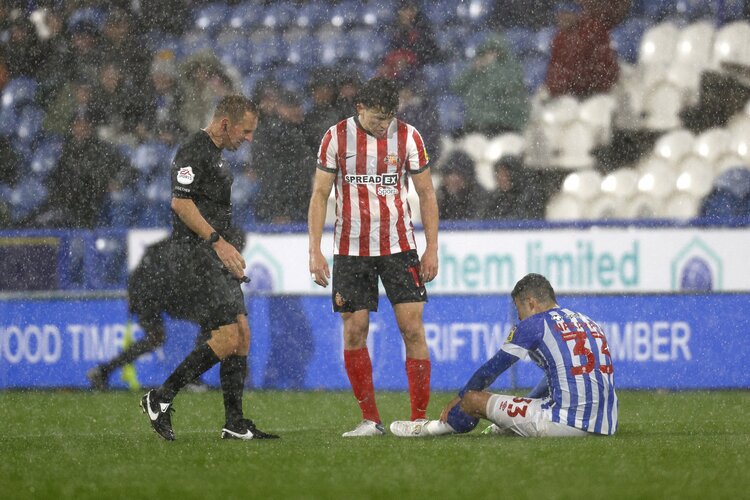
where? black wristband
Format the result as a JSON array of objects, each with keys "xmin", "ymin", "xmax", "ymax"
[{"xmin": 207, "ymin": 231, "xmax": 220, "ymax": 244}]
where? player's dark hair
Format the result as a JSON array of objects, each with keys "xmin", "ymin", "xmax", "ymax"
[
  {"xmin": 356, "ymin": 77, "xmax": 400, "ymax": 115},
  {"xmin": 511, "ymin": 273, "xmax": 557, "ymax": 303},
  {"xmin": 213, "ymin": 95, "xmax": 258, "ymax": 123}
]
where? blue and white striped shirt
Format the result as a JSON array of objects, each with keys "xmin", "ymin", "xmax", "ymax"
[{"xmin": 502, "ymin": 307, "xmax": 618, "ymax": 435}]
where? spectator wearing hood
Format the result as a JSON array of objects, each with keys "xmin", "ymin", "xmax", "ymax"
[
  {"xmin": 383, "ymin": 0, "xmax": 442, "ymax": 69},
  {"xmin": 437, "ymin": 150, "xmax": 486, "ymax": 221},
  {"xmin": 483, "ymin": 156, "xmax": 545, "ymax": 220},
  {"xmin": 700, "ymin": 167, "xmax": 750, "ymax": 220},
  {"xmin": 451, "ymin": 33, "xmax": 529, "ymax": 136}
]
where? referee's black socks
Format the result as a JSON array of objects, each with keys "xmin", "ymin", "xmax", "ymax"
[
  {"xmin": 158, "ymin": 343, "xmax": 220, "ymax": 401},
  {"xmin": 220, "ymin": 355, "xmax": 247, "ymax": 424}
]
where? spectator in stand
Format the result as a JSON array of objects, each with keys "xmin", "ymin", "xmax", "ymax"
[
  {"xmin": 178, "ymin": 52, "xmax": 239, "ymax": 133},
  {"xmin": 543, "ymin": 0, "xmax": 632, "ymax": 99},
  {"xmin": 334, "ymin": 67, "xmax": 362, "ymax": 120},
  {"xmin": 451, "ymin": 33, "xmax": 529, "ymax": 136},
  {"xmin": 383, "ymin": 0, "xmax": 442, "ymax": 68},
  {"xmin": 483, "ymin": 156, "xmax": 545, "ymax": 220},
  {"xmin": 100, "ymin": 9, "xmax": 151, "ymax": 90},
  {"xmin": 138, "ymin": 0, "xmax": 190, "ymax": 37},
  {"xmin": 28, "ymin": 113, "xmax": 135, "ymax": 228},
  {"xmin": 437, "ymin": 150, "xmax": 486, "ymax": 221},
  {"xmin": 302, "ymin": 68, "xmax": 341, "ymax": 155},
  {"xmin": 4, "ymin": 14, "xmax": 45, "ymax": 79},
  {"xmin": 35, "ymin": 7, "xmax": 72, "ymax": 104},
  {"xmin": 66, "ymin": 20, "xmax": 103, "ymax": 86},
  {"xmin": 142, "ymin": 50, "xmax": 186, "ymax": 143},
  {"xmin": 252, "ymin": 89, "xmax": 313, "ymax": 224},
  {"xmin": 89, "ymin": 59, "xmax": 150, "ymax": 144},
  {"xmin": 396, "ymin": 71, "xmax": 442, "ymax": 165},
  {"xmin": 43, "ymin": 77, "xmax": 94, "ymax": 136},
  {"xmin": 487, "ymin": 0, "xmax": 555, "ymax": 29}
]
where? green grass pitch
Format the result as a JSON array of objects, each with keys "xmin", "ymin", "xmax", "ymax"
[{"xmin": 0, "ymin": 390, "xmax": 748, "ymax": 499}]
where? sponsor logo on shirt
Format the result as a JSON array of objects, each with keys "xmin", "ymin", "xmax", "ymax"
[
  {"xmin": 176, "ymin": 166, "xmax": 195, "ymax": 185},
  {"xmin": 345, "ymin": 172, "xmax": 399, "ymax": 197}
]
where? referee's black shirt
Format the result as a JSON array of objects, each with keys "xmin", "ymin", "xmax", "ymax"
[{"xmin": 170, "ymin": 130, "xmax": 233, "ymax": 243}]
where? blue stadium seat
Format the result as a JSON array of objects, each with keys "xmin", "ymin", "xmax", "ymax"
[
  {"xmin": 99, "ymin": 188, "xmax": 140, "ymax": 228},
  {"xmin": 15, "ymin": 106, "xmax": 45, "ymax": 146},
  {"xmin": 463, "ymin": 31, "xmax": 492, "ymax": 59},
  {"xmin": 360, "ymin": 0, "xmax": 396, "ymax": 27},
  {"xmin": 504, "ymin": 27, "xmax": 538, "ymax": 58},
  {"xmin": 436, "ymin": 94, "xmax": 465, "ymax": 134},
  {"xmin": 611, "ymin": 17, "xmax": 650, "ymax": 64},
  {"xmin": 522, "ymin": 54, "xmax": 549, "ymax": 92},
  {"xmin": 423, "ymin": 63, "xmax": 452, "ymax": 91},
  {"xmin": 317, "ymin": 29, "xmax": 351, "ymax": 66},
  {"xmin": 295, "ymin": 3, "xmax": 327, "ymax": 29},
  {"xmin": 644, "ymin": 0, "xmax": 678, "ymax": 21},
  {"xmin": 285, "ymin": 33, "xmax": 318, "ymax": 67},
  {"xmin": 673, "ymin": 0, "xmax": 714, "ymax": 22},
  {"xmin": 329, "ymin": 0, "xmax": 361, "ymax": 28},
  {"xmin": 718, "ymin": 0, "xmax": 746, "ymax": 24},
  {"xmin": 180, "ymin": 32, "xmax": 213, "ymax": 58},
  {"xmin": 217, "ymin": 36, "xmax": 253, "ymax": 73},
  {"xmin": 137, "ymin": 177, "xmax": 172, "ymax": 227},
  {"xmin": 251, "ymin": 35, "xmax": 286, "ymax": 68},
  {"xmin": 67, "ymin": 6, "xmax": 106, "ymax": 30},
  {"xmin": 424, "ymin": 0, "xmax": 456, "ymax": 27},
  {"xmin": 193, "ymin": 2, "xmax": 231, "ymax": 35},
  {"xmin": 272, "ymin": 65, "xmax": 308, "ymax": 92},
  {"xmin": 0, "ymin": 107, "xmax": 18, "ymax": 136},
  {"xmin": 29, "ymin": 137, "xmax": 64, "ymax": 177},
  {"xmin": 131, "ymin": 142, "xmax": 173, "ymax": 179},
  {"xmin": 262, "ymin": 1, "xmax": 296, "ymax": 30},
  {"xmin": 534, "ymin": 26, "xmax": 557, "ymax": 55},
  {"xmin": 456, "ymin": 0, "xmax": 493, "ymax": 26},
  {"xmin": 2, "ymin": 77, "xmax": 38, "ymax": 110},
  {"xmin": 9, "ymin": 177, "xmax": 47, "ymax": 221},
  {"xmin": 87, "ymin": 234, "xmax": 128, "ymax": 288},
  {"xmin": 350, "ymin": 29, "xmax": 387, "ymax": 63},
  {"xmin": 229, "ymin": 2, "xmax": 263, "ymax": 30}
]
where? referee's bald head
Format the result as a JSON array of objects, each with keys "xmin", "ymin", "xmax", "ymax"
[
  {"xmin": 213, "ymin": 95, "xmax": 258, "ymax": 123},
  {"xmin": 356, "ymin": 77, "xmax": 400, "ymax": 115}
]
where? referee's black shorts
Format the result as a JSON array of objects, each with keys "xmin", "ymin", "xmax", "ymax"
[
  {"xmin": 165, "ymin": 241, "xmax": 247, "ymax": 330},
  {"xmin": 332, "ymin": 250, "xmax": 427, "ymax": 313}
]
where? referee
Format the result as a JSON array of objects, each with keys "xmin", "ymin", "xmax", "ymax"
[{"xmin": 140, "ymin": 95, "xmax": 277, "ymax": 441}]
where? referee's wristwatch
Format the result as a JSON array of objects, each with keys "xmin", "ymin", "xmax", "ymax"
[{"xmin": 206, "ymin": 231, "xmax": 221, "ymax": 245}]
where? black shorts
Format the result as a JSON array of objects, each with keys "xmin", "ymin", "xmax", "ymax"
[
  {"xmin": 332, "ymin": 250, "xmax": 427, "ymax": 313},
  {"xmin": 163, "ymin": 242, "xmax": 247, "ymax": 330}
]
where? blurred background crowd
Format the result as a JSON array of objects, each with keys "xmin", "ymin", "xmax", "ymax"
[{"xmin": 1, "ymin": 0, "xmax": 750, "ymax": 230}]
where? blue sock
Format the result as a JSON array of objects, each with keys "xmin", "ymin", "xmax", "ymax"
[{"xmin": 447, "ymin": 404, "xmax": 479, "ymax": 434}]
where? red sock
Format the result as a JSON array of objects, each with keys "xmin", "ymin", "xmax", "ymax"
[
  {"xmin": 406, "ymin": 357, "xmax": 431, "ymax": 420},
  {"xmin": 344, "ymin": 348, "xmax": 380, "ymax": 423}
]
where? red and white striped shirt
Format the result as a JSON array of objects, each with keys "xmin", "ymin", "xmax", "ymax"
[{"xmin": 317, "ymin": 116, "xmax": 429, "ymax": 257}]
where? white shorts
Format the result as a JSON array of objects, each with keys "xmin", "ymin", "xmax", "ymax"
[{"xmin": 485, "ymin": 394, "xmax": 588, "ymax": 438}]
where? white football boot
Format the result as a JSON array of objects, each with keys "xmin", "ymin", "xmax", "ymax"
[
  {"xmin": 389, "ymin": 419, "xmax": 454, "ymax": 437},
  {"xmin": 342, "ymin": 419, "xmax": 386, "ymax": 437}
]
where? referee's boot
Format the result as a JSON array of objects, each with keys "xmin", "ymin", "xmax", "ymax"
[
  {"xmin": 221, "ymin": 418, "xmax": 280, "ymax": 440},
  {"xmin": 140, "ymin": 390, "xmax": 175, "ymax": 441}
]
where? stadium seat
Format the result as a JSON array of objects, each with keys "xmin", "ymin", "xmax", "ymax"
[
  {"xmin": 1, "ymin": 77, "xmax": 38, "ymax": 110},
  {"xmin": 674, "ymin": 0, "xmax": 715, "ymax": 22},
  {"xmin": 15, "ymin": 106, "xmax": 45, "ymax": 145},
  {"xmin": 638, "ymin": 159, "xmax": 677, "ymax": 199},
  {"xmin": 643, "ymin": 0, "xmax": 678, "ymax": 21},
  {"xmin": 504, "ymin": 27, "xmax": 537, "ymax": 58},
  {"xmin": 284, "ymin": 31, "xmax": 318, "ymax": 67},
  {"xmin": 193, "ymin": 3, "xmax": 230, "ymax": 35},
  {"xmin": 545, "ymin": 193, "xmax": 584, "ymax": 221},
  {"xmin": 99, "ymin": 188, "xmax": 139, "ymax": 228},
  {"xmin": 534, "ymin": 26, "xmax": 556, "ymax": 55},
  {"xmin": 601, "ymin": 168, "xmax": 640, "ymax": 199},
  {"xmin": 137, "ymin": 178, "xmax": 172, "ymax": 227},
  {"xmin": 216, "ymin": 35, "xmax": 253, "ymax": 73},
  {"xmin": 715, "ymin": 154, "xmax": 749, "ymax": 173},
  {"xmin": 474, "ymin": 160, "xmax": 495, "ymax": 191},
  {"xmin": 718, "ymin": 0, "xmax": 746, "ymax": 24},
  {"xmin": 693, "ymin": 127, "xmax": 732, "ymax": 163},
  {"xmin": 329, "ymin": 0, "xmax": 361, "ymax": 28},
  {"xmin": 639, "ymin": 22, "xmax": 679, "ymax": 67},
  {"xmin": 675, "ymin": 157, "xmax": 714, "ymax": 197},
  {"xmin": 578, "ymin": 94, "xmax": 617, "ymax": 145},
  {"xmin": 316, "ymin": 27, "xmax": 350, "ymax": 66},
  {"xmin": 272, "ymin": 65, "xmax": 308, "ymax": 92},
  {"xmin": 554, "ymin": 120, "xmax": 596, "ymax": 169},
  {"xmin": 424, "ymin": 0, "xmax": 455, "ymax": 27},
  {"xmin": 0, "ymin": 107, "xmax": 18, "ymax": 136},
  {"xmin": 456, "ymin": 0, "xmax": 493, "ymax": 26},
  {"xmin": 350, "ymin": 29, "xmax": 387, "ymax": 64},
  {"xmin": 229, "ymin": 2, "xmax": 263, "ymax": 30},
  {"xmin": 180, "ymin": 31, "xmax": 213, "ymax": 58},
  {"xmin": 262, "ymin": 1, "xmax": 296, "ymax": 30},
  {"xmin": 67, "ymin": 6, "xmax": 106, "ymax": 30},
  {"xmin": 654, "ymin": 129, "xmax": 695, "ymax": 164},
  {"xmin": 675, "ymin": 21, "xmax": 715, "ymax": 68},
  {"xmin": 589, "ymin": 195, "xmax": 624, "ymax": 220},
  {"xmin": 641, "ymin": 80, "xmax": 685, "ymax": 131},
  {"xmin": 436, "ymin": 94, "xmax": 465, "ymax": 135},
  {"xmin": 484, "ymin": 133, "xmax": 525, "ymax": 163},
  {"xmin": 460, "ymin": 133, "xmax": 489, "ymax": 164},
  {"xmin": 295, "ymin": 2, "xmax": 327, "ymax": 29},
  {"xmin": 360, "ymin": 0, "xmax": 396, "ymax": 27},
  {"xmin": 250, "ymin": 33, "xmax": 285, "ymax": 68},
  {"xmin": 9, "ymin": 177, "xmax": 47, "ymax": 221},
  {"xmin": 522, "ymin": 55, "xmax": 549, "ymax": 93},
  {"xmin": 663, "ymin": 191, "xmax": 700, "ymax": 219},
  {"xmin": 712, "ymin": 21, "xmax": 750, "ymax": 67},
  {"xmin": 625, "ymin": 193, "xmax": 663, "ymax": 219},
  {"xmin": 611, "ymin": 17, "xmax": 650, "ymax": 64},
  {"xmin": 463, "ymin": 31, "xmax": 491, "ymax": 59},
  {"xmin": 131, "ymin": 142, "xmax": 173, "ymax": 178},
  {"xmin": 29, "ymin": 137, "xmax": 63, "ymax": 177},
  {"xmin": 562, "ymin": 169, "xmax": 602, "ymax": 201}
]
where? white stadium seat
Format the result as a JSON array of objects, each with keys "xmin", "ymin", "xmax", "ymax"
[
  {"xmin": 562, "ymin": 169, "xmax": 602, "ymax": 201},
  {"xmin": 674, "ymin": 21, "xmax": 715, "ymax": 69},
  {"xmin": 639, "ymin": 22, "xmax": 679, "ymax": 67},
  {"xmin": 545, "ymin": 192, "xmax": 584, "ymax": 221},
  {"xmin": 727, "ymin": 114, "xmax": 750, "ymax": 158},
  {"xmin": 663, "ymin": 192, "xmax": 700, "ymax": 219},
  {"xmin": 654, "ymin": 129, "xmax": 695, "ymax": 165},
  {"xmin": 578, "ymin": 93, "xmax": 617, "ymax": 145},
  {"xmin": 712, "ymin": 21, "xmax": 750, "ymax": 68},
  {"xmin": 675, "ymin": 158, "xmax": 714, "ymax": 198},
  {"xmin": 475, "ymin": 160, "xmax": 495, "ymax": 191},
  {"xmin": 484, "ymin": 133, "xmax": 525, "ymax": 163},
  {"xmin": 715, "ymin": 154, "xmax": 749, "ymax": 173},
  {"xmin": 589, "ymin": 195, "xmax": 624, "ymax": 220},
  {"xmin": 638, "ymin": 160, "xmax": 677, "ymax": 199},
  {"xmin": 693, "ymin": 127, "xmax": 733, "ymax": 163},
  {"xmin": 641, "ymin": 80, "xmax": 685, "ymax": 131},
  {"xmin": 600, "ymin": 168, "xmax": 640, "ymax": 200},
  {"xmin": 625, "ymin": 193, "xmax": 663, "ymax": 219},
  {"xmin": 460, "ymin": 133, "xmax": 489, "ymax": 164}
]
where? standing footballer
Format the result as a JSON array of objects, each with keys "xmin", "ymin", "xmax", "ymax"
[{"xmin": 308, "ymin": 77, "xmax": 439, "ymax": 437}]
